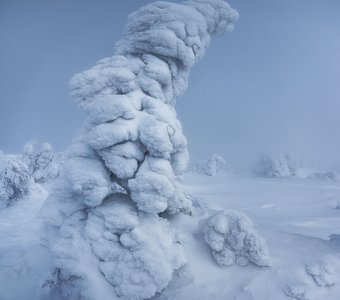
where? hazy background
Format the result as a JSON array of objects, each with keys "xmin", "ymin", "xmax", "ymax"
[{"xmin": 1, "ymin": 0, "xmax": 340, "ymax": 169}]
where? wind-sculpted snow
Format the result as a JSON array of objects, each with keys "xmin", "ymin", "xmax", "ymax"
[
  {"xmin": 201, "ymin": 209, "xmax": 271, "ymax": 267},
  {"xmin": 41, "ymin": 0, "xmax": 238, "ymax": 299},
  {"xmin": 69, "ymin": 0, "xmax": 238, "ymax": 214}
]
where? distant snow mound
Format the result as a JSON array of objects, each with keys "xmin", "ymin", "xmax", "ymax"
[
  {"xmin": 189, "ymin": 154, "xmax": 226, "ymax": 176},
  {"xmin": 201, "ymin": 209, "xmax": 271, "ymax": 267},
  {"xmin": 23, "ymin": 140, "xmax": 59, "ymax": 183},
  {"xmin": 0, "ymin": 154, "xmax": 30, "ymax": 209}
]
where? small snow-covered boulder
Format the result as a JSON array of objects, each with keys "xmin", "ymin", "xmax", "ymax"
[
  {"xmin": 0, "ymin": 155, "xmax": 30, "ymax": 208},
  {"xmin": 200, "ymin": 209, "xmax": 271, "ymax": 267}
]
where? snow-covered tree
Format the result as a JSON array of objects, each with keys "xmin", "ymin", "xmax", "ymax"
[
  {"xmin": 190, "ymin": 154, "xmax": 227, "ymax": 176},
  {"xmin": 0, "ymin": 154, "xmax": 30, "ymax": 209},
  {"xmin": 256, "ymin": 153, "xmax": 300, "ymax": 178},
  {"xmin": 41, "ymin": 1, "xmax": 238, "ymax": 298},
  {"xmin": 23, "ymin": 140, "xmax": 59, "ymax": 183},
  {"xmin": 256, "ymin": 153, "xmax": 339, "ymax": 181}
]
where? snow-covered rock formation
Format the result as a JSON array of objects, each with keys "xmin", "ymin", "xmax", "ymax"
[
  {"xmin": 201, "ymin": 209, "xmax": 271, "ymax": 267},
  {"xmin": 41, "ymin": 0, "xmax": 238, "ymax": 299}
]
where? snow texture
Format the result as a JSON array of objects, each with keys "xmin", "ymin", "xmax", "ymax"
[
  {"xmin": 284, "ymin": 284, "xmax": 312, "ymax": 300},
  {"xmin": 201, "ymin": 209, "xmax": 271, "ymax": 267},
  {"xmin": 0, "ymin": 154, "xmax": 30, "ymax": 209},
  {"xmin": 189, "ymin": 154, "xmax": 226, "ymax": 176},
  {"xmin": 41, "ymin": 0, "xmax": 238, "ymax": 299}
]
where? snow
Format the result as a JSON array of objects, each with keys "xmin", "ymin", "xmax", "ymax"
[
  {"xmin": 190, "ymin": 154, "xmax": 227, "ymax": 176},
  {"xmin": 200, "ymin": 209, "xmax": 271, "ymax": 267},
  {"xmin": 0, "ymin": 154, "xmax": 31, "ymax": 209},
  {"xmin": 39, "ymin": 1, "xmax": 239, "ymax": 297},
  {"xmin": 256, "ymin": 153, "xmax": 339, "ymax": 181},
  {"xmin": 1, "ymin": 0, "xmax": 339, "ymax": 299},
  {"xmin": 23, "ymin": 140, "xmax": 59, "ymax": 183},
  {"xmin": 0, "ymin": 183, "xmax": 52, "ymax": 300},
  {"xmin": 1, "ymin": 172, "xmax": 340, "ymax": 299}
]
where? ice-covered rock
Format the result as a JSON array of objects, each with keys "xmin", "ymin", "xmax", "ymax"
[{"xmin": 200, "ymin": 209, "xmax": 271, "ymax": 267}]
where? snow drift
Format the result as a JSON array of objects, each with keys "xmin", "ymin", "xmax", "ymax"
[{"xmin": 41, "ymin": 0, "xmax": 238, "ymax": 299}]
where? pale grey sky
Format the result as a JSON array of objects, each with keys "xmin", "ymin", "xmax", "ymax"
[{"xmin": 1, "ymin": 0, "xmax": 340, "ymax": 168}]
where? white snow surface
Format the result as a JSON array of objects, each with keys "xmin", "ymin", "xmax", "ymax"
[{"xmin": 1, "ymin": 173, "xmax": 340, "ymax": 299}]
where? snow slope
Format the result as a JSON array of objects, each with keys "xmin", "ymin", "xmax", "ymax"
[{"xmin": 1, "ymin": 173, "xmax": 340, "ymax": 299}]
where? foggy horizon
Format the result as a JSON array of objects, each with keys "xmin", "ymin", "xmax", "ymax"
[{"xmin": 1, "ymin": 0, "xmax": 340, "ymax": 170}]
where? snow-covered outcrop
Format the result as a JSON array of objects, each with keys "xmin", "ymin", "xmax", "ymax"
[
  {"xmin": 189, "ymin": 154, "xmax": 226, "ymax": 176},
  {"xmin": 41, "ymin": 0, "xmax": 238, "ymax": 299},
  {"xmin": 201, "ymin": 209, "xmax": 271, "ymax": 267},
  {"xmin": 0, "ymin": 154, "xmax": 30, "ymax": 209}
]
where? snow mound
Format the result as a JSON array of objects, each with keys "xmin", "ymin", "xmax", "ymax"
[
  {"xmin": 200, "ymin": 209, "xmax": 271, "ymax": 267},
  {"xmin": 189, "ymin": 154, "xmax": 226, "ymax": 176},
  {"xmin": 0, "ymin": 154, "xmax": 30, "ymax": 209}
]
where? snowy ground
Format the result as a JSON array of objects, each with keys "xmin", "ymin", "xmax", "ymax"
[
  {"xmin": 159, "ymin": 173, "xmax": 340, "ymax": 300},
  {"xmin": 1, "ymin": 173, "xmax": 340, "ymax": 299}
]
